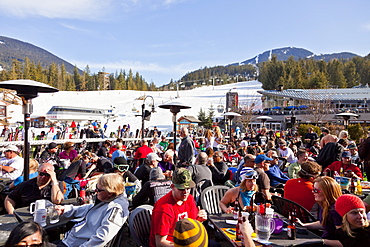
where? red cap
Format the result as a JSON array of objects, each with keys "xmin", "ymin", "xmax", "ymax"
[{"xmin": 335, "ymin": 194, "xmax": 365, "ymax": 217}]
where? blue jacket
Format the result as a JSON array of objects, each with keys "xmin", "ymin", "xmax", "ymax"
[{"xmin": 265, "ymin": 165, "xmax": 289, "ymax": 187}]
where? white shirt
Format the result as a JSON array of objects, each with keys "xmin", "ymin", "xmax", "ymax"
[
  {"xmin": 278, "ymin": 147, "xmax": 297, "ymax": 164},
  {"xmin": 0, "ymin": 155, "xmax": 24, "ymax": 180}
]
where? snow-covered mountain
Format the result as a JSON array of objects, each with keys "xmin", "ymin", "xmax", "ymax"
[{"xmin": 8, "ymin": 80, "xmax": 263, "ymax": 135}]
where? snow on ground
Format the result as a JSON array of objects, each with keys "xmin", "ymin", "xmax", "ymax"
[{"xmin": 9, "ymin": 80, "xmax": 263, "ymax": 135}]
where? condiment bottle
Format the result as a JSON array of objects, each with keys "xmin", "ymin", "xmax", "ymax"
[
  {"xmin": 356, "ymin": 178, "xmax": 363, "ymax": 195},
  {"xmin": 287, "ymin": 212, "xmax": 296, "ymax": 240},
  {"xmin": 236, "ymin": 207, "xmax": 243, "ymax": 241},
  {"xmin": 350, "ymin": 178, "xmax": 356, "ymax": 194},
  {"xmin": 233, "ymin": 199, "xmax": 239, "ymax": 220},
  {"xmin": 340, "ymin": 167, "xmax": 344, "ymax": 177}
]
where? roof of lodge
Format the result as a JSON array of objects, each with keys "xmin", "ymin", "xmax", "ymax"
[{"xmin": 257, "ymin": 87, "xmax": 370, "ymax": 101}]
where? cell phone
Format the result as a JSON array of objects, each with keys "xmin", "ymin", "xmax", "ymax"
[{"xmin": 225, "ymin": 228, "xmax": 236, "ymax": 235}]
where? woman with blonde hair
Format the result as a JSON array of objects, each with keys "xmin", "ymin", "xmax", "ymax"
[
  {"xmin": 323, "ymin": 194, "xmax": 370, "ymax": 247},
  {"xmin": 204, "ymin": 129, "xmax": 214, "ymax": 149},
  {"xmin": 219, "ymin": 168, "xmax": 259, "ymax": 213},
  {"xmin": 213, "ymin": 126, "xmax": 223, "ymax": 151},
  {"xmin": 299, "ymin": 176, "xmax": 343, "ymax": 238},
  {"xmin": 59, "ymin": 141, "xmax": 78, "ymax": 162},
  {"xmin": 55, "ymin": 173, "xmax": 129, "ymax": 247}
]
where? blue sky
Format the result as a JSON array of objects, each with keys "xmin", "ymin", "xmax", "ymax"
[{"xmin": 1, "ymin": 0, "xmax": 370, "ymax": 86}]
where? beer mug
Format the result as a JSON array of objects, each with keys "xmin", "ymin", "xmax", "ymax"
[{"xmin": 29, "ymin": 200, "xmax": 46, "ymax": 214}]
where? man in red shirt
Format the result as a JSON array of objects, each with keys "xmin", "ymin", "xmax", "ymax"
[
  {"xmin": 284, "ymin": 161, "xmax": 322, "ymax": 211},
  {"xmin": 324, "ymin": 151, "xmax": 363, "ymax": 179},
  {"xmin": 134, "ymin": 140, "xmax": 152, "ymax": 167},
  {"xmin": 149, "ymin": 168, "xmax": 207, "ymax": 247}
]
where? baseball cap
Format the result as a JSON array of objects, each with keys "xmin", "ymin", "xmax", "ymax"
[
  {"xmin": 255, "ymin": 154, "xmax": 273, "ymax": 164},
  {"xmin": 5, "ymin": 145, "xmax": 18, "ymax": 152},
  {"xmin": 147, "ymin": 153, "xmax": 162, "ymax": 162},
  {"xmin": 150, "ymin": 167, "xmax": 165, "ymax": 180},
  {"xmin": 172, "ymin": 168, "xmax": 195, "ymax": 189},
  {"xmin": 348, "ymin": 143, "xmax": 357, "ymax": 149},
  {"xmin": 342, "ymin": 151, "xmax": 351, "ymax": 158}
]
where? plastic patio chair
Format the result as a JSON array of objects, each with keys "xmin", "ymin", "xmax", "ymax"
[
  {"xmin": 200, "ymin": 185, "xmax": 229, "ymax": 215},
  {"xmin": 271, "ymin": 195, "xmax": 317, "ymax": 223},
  {"xmin": 128, "ymin": 204, "xmax": 153, "ymax": 247}
]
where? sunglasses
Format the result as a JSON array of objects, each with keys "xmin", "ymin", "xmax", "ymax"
[
  {"xmin": 39, "ymin": 172, "xmax": 50, "ymax": 177},
  {"xmin": 272, "ymin": 156, "xmax": 279, "ymax": 159},
  {"xmin": 312, "ymin": 188, "xmax": 322, "ymax": 193},
  {"xmin": 95, "ymin": 187, "xmax": 106, "ymax": 192},
  {"xmin": 279, "ymin": 143, "xmax": 285, "ymax": 146},
  {"xmin": 15, "ymin": 244, "xmax": 42, "ymax": 247}
]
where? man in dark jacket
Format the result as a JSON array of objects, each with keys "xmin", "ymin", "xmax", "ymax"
[{"xmin": 316, "ymin": 139, "xmax": 348, "ymax": 170}]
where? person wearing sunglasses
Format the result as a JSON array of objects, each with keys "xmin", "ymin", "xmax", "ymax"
[
  {"xmin": 5, "ymin": 163, "xmax": 64, "ymax": 215},
  {"xmin": 298, "ymin": 176, "xmax": 342, "ymax": 238},
  {"xmin": 220, "ymin": 168, "xmax": 259, "ymax": 213},
  {"xmin": 54, "ymin": 173, "xmax": 129, "ymax": 247},
  {"xmin": 4, "ymin": 221, "xmax": 50, "ymax": 247}
]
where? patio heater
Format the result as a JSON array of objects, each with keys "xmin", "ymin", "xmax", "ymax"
[
  {"xmin": 0, "ymin": 79, "xmax": 58, "ymax": 181},
  {"xmin": 158, "ymin": 102, "xmax": 191, "ymax": 165},
  {"xmin": 336, "ymin": 112, "xmax": 359, "ymax": 129},
  {"xmin": 222, "ymin": 112, "xmax": 241, "ymax": 141},
  {"xmin": 255, "ymin": 116, "xmax": 273, "ymax": 127}
]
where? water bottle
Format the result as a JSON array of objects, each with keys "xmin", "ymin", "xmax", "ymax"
[{"xmin": 34, "ymin": 208, "xmax": 47, "ymax": 227}]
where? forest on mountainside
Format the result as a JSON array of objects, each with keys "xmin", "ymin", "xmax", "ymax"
[
  {"xmin": 258, "ymin": 55, "xmax": 370, "ymax": 90},
  {"xmin": 0, "ymin": 58, "xmax": 156, "ymax": 91}
]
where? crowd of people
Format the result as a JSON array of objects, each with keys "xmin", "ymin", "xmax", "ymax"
[{"xmin": 1, "ymin": 124, "xmax": 370, "ymax": 247}]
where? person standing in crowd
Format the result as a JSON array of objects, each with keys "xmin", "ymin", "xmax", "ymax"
[
  {"xmin": 149, "ymin": 168, "xmax": 207, "ymax": 247},
  {"xmin": 55, "ymin": 174, "xmax": 129, "ymax": 247},
  {"xmin": 132, "ymin": 167, "xmax": 172, "ymax": 208},
  {"xmin": 213, "ymin": 126, "xmax": 223, "ymax": 151},
  {"xmin": 288, "ymin": 149, "xmax": 308, "ymax": 179},
  {"xmin": 59, "ymin": 141, "xmax": 78, "ymax": 162},
  {"xmin": 5, "ymin": 163, "xmax": 64, "ymax": 214},
  {"xmin": 324, "ymin": 194, "xmax": 370, "ymax": 247},
  {"xmin": 134, "ymin": 140, "xmax": 153, "ymax": 167},
  {"xmin": 323, "ymin": 151, "xmax": 363, "ymax": 179},
  {"xmin": 320, "ymin": 128, "xmax": 338, "ymax": 148},
  {"xmin": 159, "ymin": 135, "xmax": 169, "ymax": 152},
  {"xmin": 0, "ymin": 144, "xmax": 24, "ymax": 181},
  {"xmin": 359, "ymin": 131, "xmax": 370, "ymax": 179},
  {"xmin": 204, "ymin": 129, "xmax": 215, "ymax": 149},
  {"xmin": 178, "ymin": 127, "xmax": 194, "ymax": 166},
  {"xmin": 284, "ymin": 161, "xmax": 322, "ymax": 211},
  {"xmin": 298, "ymin": 176, "xmax": 342, "ymax": 238},
  {"xmin": 256, "ymin": 127, "xmax": 269, "ymax": 148}
]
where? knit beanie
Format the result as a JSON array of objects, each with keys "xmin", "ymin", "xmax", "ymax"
[
  {"xmin": 335, "ymin": 194, "xmax": 365, "ymax": 217},
  {"xmin": 173, "ymin": 218, "xmax": 208, "ymax": 247}
]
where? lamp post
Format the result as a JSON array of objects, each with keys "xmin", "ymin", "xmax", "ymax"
[
  {"xmin": 0, "ymin": 79, "xmax": 58, "ymax": 181},
  {"xmin": 136, "ymin": 96, "xmax": 155, "ymax": 139},
  {"xmin": 336, "ymin": 112, "xmax": 359, "ymax": 129},
  {"xmin": 222, "ymin": 112, "xmax": 241, "ymax": 141},
  {"xmin": 158, "ymin": 102, "xmax": 191, "ymax": 164}
]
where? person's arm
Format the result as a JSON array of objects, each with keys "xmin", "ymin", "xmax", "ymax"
[
  {"xmin": 298, "ymin": 219, "xmax": 323, "ymax": 229},
  {"xmin": 322, "ymin": 239, "xmax": 343, "ymax": 247},
  {"xmin": 196, "ymin": 208, "xmax": 207, "ymax": 222},
  {"xmin": 0, "ymin": 164, "xmax": 15, "ymax": 173},
  {"xmin": 155, "ymin": 235, "xmax": 174, "ymax": 247},
  {"xmin": 49, "ymin": 170, "xmax": 64, "ymax": 204},
  {"xmin": 219, "ymin": 188, "xmax": 236, "ymax": 213},
  {"xmin": 240, "ymin": 221, "xmax": 256, "ymax": 247},
  {"xmin": 4, "ymin": 196, "xmax": 16, "ymax": 214},
  {"xmin": 132, "ymin": 181, "xmax": 150, "ymax": 208}
]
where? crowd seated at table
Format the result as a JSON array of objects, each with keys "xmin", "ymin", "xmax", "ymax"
[{"xmin": 3, "ymin": 125, "xmax": 370, "ymax": 247}]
